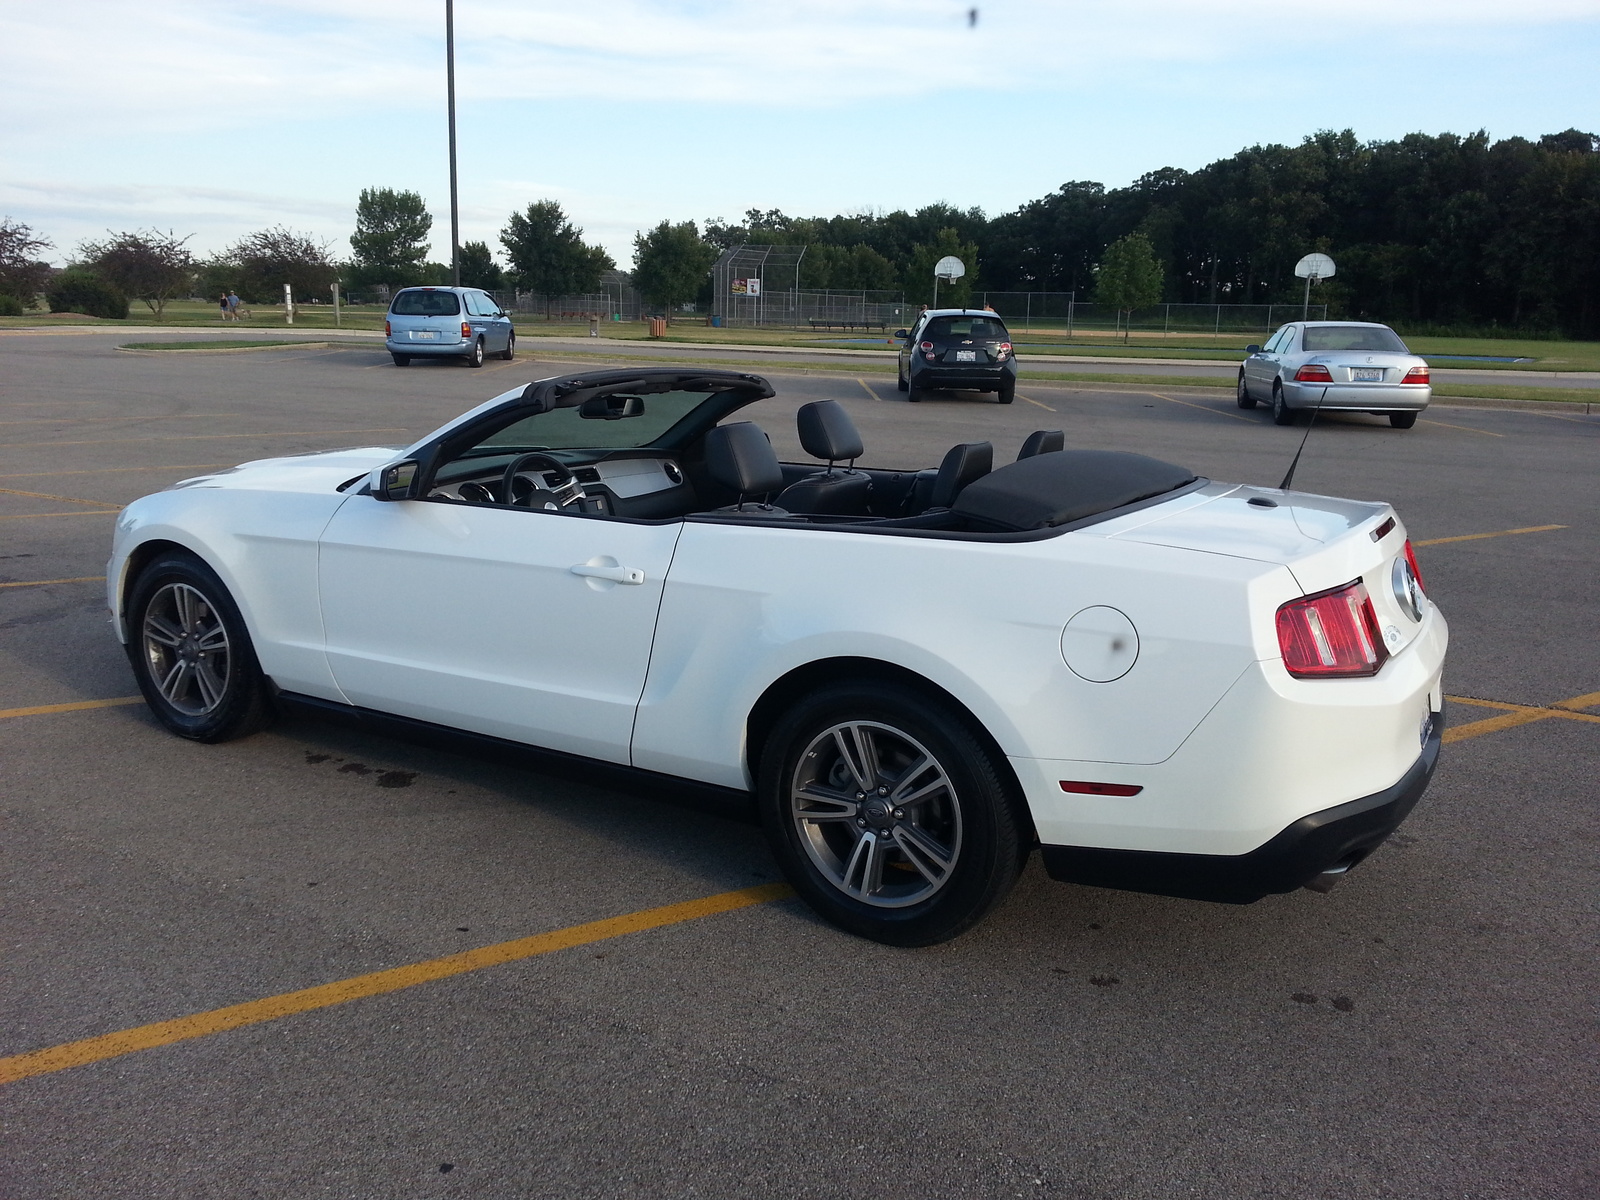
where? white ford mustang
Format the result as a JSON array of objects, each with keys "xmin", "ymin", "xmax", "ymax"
[{"xmin": 109, "ymin": 369, "xmax": 1447, "ymax": 944}]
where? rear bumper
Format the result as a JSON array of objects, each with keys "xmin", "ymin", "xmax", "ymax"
[
  {"xmin": 387, "ymin": 336, "xmax": 469, "ymax": 356},
  {"xmin": 910, "ymin": 362, "xmax": 1016, "ymax": 391},
  {"xmin": 1039, "ymin": 708, "xmax": 1442, "ymax": 903},
  {"xmin": 1282, "ymin": 381, "xmax": 1431, "ymax": 411}
]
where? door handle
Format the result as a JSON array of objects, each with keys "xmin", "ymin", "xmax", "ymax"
[{"xmin": 570, "ymin": 563, "xmax": 645, "ymax": 585}]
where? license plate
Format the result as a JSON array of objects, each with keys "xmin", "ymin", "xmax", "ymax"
[
  {"xmin": 1351, "ymin": 368, "xmax": 1382, "ymax": 381},
  {"xmin": 412, "ymin": 331, "xmax": 438, "ymax": 341},
  {"xmin": 954, "ymin": 350, "xmax": 977, "ymax": 362}
]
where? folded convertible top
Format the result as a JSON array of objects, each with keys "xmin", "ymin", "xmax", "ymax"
[{"xmin": 952, "ymin": 450, "xmax": 1198, "ymax": 531}]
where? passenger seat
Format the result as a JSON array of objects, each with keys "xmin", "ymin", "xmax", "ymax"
[
  {"xmin": 904, "ymin": 441, "xmax": 992, "ymax": 515},
  {"xmin": 777, "ymin": 400, "xmax": 872, "ymax": 515}
]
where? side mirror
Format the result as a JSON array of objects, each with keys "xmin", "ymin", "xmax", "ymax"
[
  {"xmin": 374, "ymin": 460, "xmax": 420, "ymax": 501},
  {"xmin": 579, "ymin": 395, "xmax": 645, "ymax": 420},
  {"xmin": 893, "ymin": 329, "xmax": 910, "ymax": 340},
  {"xmin": 1245, "ymin": 345, "xmax": 1261, "ymax": 354}
]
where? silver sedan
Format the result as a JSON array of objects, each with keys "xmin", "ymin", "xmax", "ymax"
[{"xmin": 1237, "ymin": 321, "xmax": 1431, "ymax": 428}]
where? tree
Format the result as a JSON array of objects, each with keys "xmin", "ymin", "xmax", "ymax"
[
  {"xmin": 47, "ymin": 269, "xmax": 128, "ymax": 319},
  {"xmin": 0, "ymin": 217, "xmax": 55, "ymax": 308},
  {"xmin": 906, "ymin": 228, "xmax": 980, "ymax": 307},
  {"xmin": 1095, "ymin": 232, "xmax": 1163, "ymax": 338},
  {"xmin": 349, "ymin": 188, "xmax": 433, "ymax": 288},
  {"xmin": 78, "ymin": 229, "xmax": 194, "ymax": 318},
  {"xmin": 499, "ymin": 201, "xmax": 614, "ymax": 299},
  {"xmin": 223, "ymin": 227, "xmax": 337, "ymax": 305},
  {"xmin": 631, "ymin": 220, "xmax": 717, "ymax": 312},
  {"xmin": 458, "ymin": 240, "xmax": 503, "ymax": 291}
]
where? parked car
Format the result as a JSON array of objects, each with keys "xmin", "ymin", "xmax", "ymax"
[
  {"xmin": 896, "ymin": 309, "xmax": 1018, "ymax": 403},
  {"xmin": 1238, "ymin": 321, "xmax": 1431, "ymax": 427},
  {"xmin": 110, "ymin": 369, "xmax": 1446, "ymax": 945},
  {"xmin": 385, "ymin": 285, "xmax": 515, "ymax": 368}
]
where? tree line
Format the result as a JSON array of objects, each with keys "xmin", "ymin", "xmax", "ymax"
[{"xmin": 1, "ymin": 126, "xmax": 1594, "ymax": 332}]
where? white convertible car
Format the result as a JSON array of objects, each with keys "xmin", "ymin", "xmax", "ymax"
[{"xmin": 110, "ymin": 369, "xmax": 1447, "ymax": 945}]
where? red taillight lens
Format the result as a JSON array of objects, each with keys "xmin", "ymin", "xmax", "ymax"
[
  {"xmin": 385, "ymin": 320, "xmax": 391, "ymax": 336},
  {"xmin": 1403, "ymin": 538, "xmax": 1425, "ymax": 593},
  {"xmin": 920, "ymin": 340, "xmax": 934, "ymax": 352},
  {"xmin": 1276, "ymin": 580, "xmax": 1390, "ymax": 678},
  {"xmin": 461, "ymin": 322, "xmax": 472, "ymax": 338},
  {"xmin": 1403, "ymin": 366, "xmax": 1429, "ymax": 384},
  {"xmin": 1295, "ymin": 363, "xmax": 1333, "ymax": 382}
]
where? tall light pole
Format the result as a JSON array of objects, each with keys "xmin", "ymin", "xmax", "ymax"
[{"xmin": 445, "ymin": 0, "xmax": 461, "ymax": 286}]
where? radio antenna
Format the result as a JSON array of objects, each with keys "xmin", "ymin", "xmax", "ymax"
[{"xmin": 1278, "ymin": 385, "xmax": 1330, "ymax": 492}]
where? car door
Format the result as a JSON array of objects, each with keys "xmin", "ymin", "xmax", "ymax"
[
  {"xmin": 317, "ymin": 496, "xmax": 682, "ymax": 764},
  {"xmin": 1246, "ymin": 325, "xmax": 1287, "ymax": 394}
]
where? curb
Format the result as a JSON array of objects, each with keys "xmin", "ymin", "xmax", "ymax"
[{"xmin": 115, "ymin": 342, "xmax": 340, "ymax": 355}]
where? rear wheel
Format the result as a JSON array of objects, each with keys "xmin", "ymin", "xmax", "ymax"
[
  {"xmin": 391, "ymin": 353, "xmax": 409, "ymax": 367},
  {"xmin": 125, "ymin": 552, "xmax": 273, "ymax": 743},
  {"xmin": 1272, "ymin": 382, "xmax": 1295, "ymax": 425},
  {"xmin": 464, "ymin": 338, "xmax": 485, "ymax": 368},
  {"xmin": 997, "ymin": 380, "xmax": 1015, "ymax": 404},
  {"xmin": 758, "ymin": 680, "xmax": 1027, "ymax": 946},
  {"xmin": 500, "ymin": 332, "xmax": 516, "ymax": 361},
  {"xmin": 1389, "ymin": 412, "xmax": 1418, "ymax": 429},
  {"xmin": 1236, "ymin": 372, "xmax": 1256, "ymax": 408}
]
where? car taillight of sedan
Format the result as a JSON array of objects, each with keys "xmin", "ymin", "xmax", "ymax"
[
  {"xmin": 1295, "ymin": 363, "xmax": 1333, "ymax": 382},
  {"xmin": 921, "ymin": 340, "xmax": 935, "ymax": 360},
  {"xmin": 1276, "ymin": 580, "xmax": 1389, "ymax": 678},
  {"xmin": 1403, "ymin": 366, "xmax": 1430, "ymax": 384},
  {"xmin": 997, "ymin": 342, "xmax": 1012, "ymax": 359}
]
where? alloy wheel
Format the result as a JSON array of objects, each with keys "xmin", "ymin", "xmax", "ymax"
[{"xmin": 141, "ymin": 582, "xmax": 231, "ymax": 716}]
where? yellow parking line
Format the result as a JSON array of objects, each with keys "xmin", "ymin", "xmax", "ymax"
[
  {"xmin": 0, "ymin": 696, "xmax": 142, "ymax": 719},
  {"xmin": 1148, "ymin": 392, "xmax": 1251, "ymax": 422},
  {"xmin": 1414, "ymin": 524, "xmax": 1565, "ymax": 547},
  {"xmin": 1443, "ymin": 690, "xmax": 1600, "ymax": 743},
  {"xmin": 0, "ymin": 486, "xmax": 119, "ymax": 507},
  {"xmin": 1019, "ymin": 395, "xmax": 1057, "ymax": 412},
  {"xmin": 1419, "ymin": 418, "xmax": 1503, "ymax": 437},
  {"xmin": 0, "ymin": 428, "xmax": 408, "ymax": 449},
  {"xmin": 0, "ymin": 576, "xmax": 105, "ymax": 589},
  {"xmin": 857, "ymin": 377, "xmax": 885, "ymax": 402},
  {"xmin": 1554, "ymin": 692, "xmax": 1600, "ymax": 712},
  {"xmin": 0, "ymin": 882, "xmax": 794, "ymax": 1085}
]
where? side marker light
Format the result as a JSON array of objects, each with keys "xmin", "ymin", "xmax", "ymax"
[{"xmin": 1059, "ymin": 781, "xmax": 1143, "ymax": 797}]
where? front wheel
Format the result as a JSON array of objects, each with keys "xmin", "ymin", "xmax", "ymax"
[
  {"xmin": 1389, "ymin": 412, "xmax": 1418, "ymax": 429},
  {"xmin": 125, "ymin": 553, "xmax": 273, "ymax": 743},
  {"xmin": 1236, "ymin": 372, "xmax": 1256, "ymax": 408},
  {"xmin": 464, "ymin": 338, "xmax": 485, "ymax": 368},
  {"xmin": 897, "ymin": 367, "xmax": 909, "ymax": 393},
  {"xmin": 1271, "ymin": 383, "xmax": 1295, "ymax": 425},
  {"xmin": 758, "ymin": 681, "xmax": 1027, "ymax": 946},
  {"xmin": 500, "ymin": 331, "xmax": 516, "ymax": 361}
]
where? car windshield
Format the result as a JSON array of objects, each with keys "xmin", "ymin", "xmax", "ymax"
[
  {"xmin": 465, "ymin": 389, "xmax": 719, "ymax": 453},
  {"xmin": 1302, "ymin": 325, "xmax": 1408, "ymax": 353},
  {"xmin": 391, "ymin": 290, "xmax": 461, "ymax": 316},
  {"xmin": 925, "ymin": 316, "xmax": 1009, "ymax": 341}
]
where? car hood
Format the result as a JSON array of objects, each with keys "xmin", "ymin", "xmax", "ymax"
[{"xmin": 166, "ymin": 446, "xmax": 403, "ymax": 494}]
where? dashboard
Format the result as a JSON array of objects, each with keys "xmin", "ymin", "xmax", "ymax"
[{"xmin": 428, "ymin": 452, "xmax": 694, "ymax": 519}]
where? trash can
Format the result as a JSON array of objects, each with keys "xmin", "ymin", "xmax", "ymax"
[
  {"xmin": 649, "ymin": 317, "xmax": 667, "ymax": 338},
  {"xmin": 710, "ymin": 315, "xmax": 723, "ymax": 328}
]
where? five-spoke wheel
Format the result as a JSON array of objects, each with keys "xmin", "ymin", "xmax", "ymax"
[{"xmin": 759, "ymin": 680, "xmax": 1027, "ymax": 945}]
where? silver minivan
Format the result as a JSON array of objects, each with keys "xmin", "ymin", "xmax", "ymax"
[{"xmin": 386, "ymin": 286, "xmax": 515, "ymax": 368}]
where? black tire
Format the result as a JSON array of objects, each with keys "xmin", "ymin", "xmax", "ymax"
[
  {"xmin": 1389, "ymin": 411, "xmax": 1418, "ymax": 429},
  {"xmin": 907, "ymin": 379, "xmax": 922, "ymax": 403},
  {"xmin": 500, "ymin": 332, "xmax": 516, "ymax": 362},
  {"xmin": 464, "ymin": 338, "xmax": 485, "ymax": 368},
  {"xmin": 1271, "ymin": 382, "xmax": 1295, "ymax": 425},
  {"xmin": 897, "ymin": 368, "xmax": 909, "ymax": 393},
  {"xmin": 997, "ymin": 381, "xmax": 1015, "ymax": 405},
  {"xmin": 757, "ymin": 680, "xmax": 1027, "ymax": 946},
  {"xmin": 391, "ymin": 353, "xmax": 409, "ymax": 367},
  {"xmin": 124, "ymin": 552, "xmax": 273, "ymax": 743},
  {"xmin": 1236, "ymin": 371, "xmax": 1256, "ymax": 408}
]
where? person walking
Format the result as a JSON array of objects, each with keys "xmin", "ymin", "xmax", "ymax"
[
  {"xmin": 227, "ymin": 291, "xmax": 245, "ymax": 320},
  {"xmin": 219, "ymin": 294, "xmax": 233, "ymax": 322}
]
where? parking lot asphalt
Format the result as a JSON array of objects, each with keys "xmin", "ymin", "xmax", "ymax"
[{"xmin": 2, "ymin": 331, "xmax": 1597, "ymax": 1199}]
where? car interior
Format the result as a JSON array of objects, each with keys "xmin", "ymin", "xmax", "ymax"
[{"xmin": 401, "ymin": 373, "xmax": 1196, "ymax": 537}]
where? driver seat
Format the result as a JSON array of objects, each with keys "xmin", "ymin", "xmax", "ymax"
[
  {"xmin": 777, "ymin": 400, "xmax": 872, "ymax": 516},
  {"xmin": 702, "ymin": 422, "xmax": 789, "ymax": 518}
]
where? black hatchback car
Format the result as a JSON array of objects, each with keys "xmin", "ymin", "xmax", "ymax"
[{"xmin": 896, "ymin": 309, "xmax": 1018, "ymax": 403}]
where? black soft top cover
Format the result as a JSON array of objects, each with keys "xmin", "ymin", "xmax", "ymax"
[{"xmin": 952, "ymin": 450, "xmax": 1197, "ymax": 531}]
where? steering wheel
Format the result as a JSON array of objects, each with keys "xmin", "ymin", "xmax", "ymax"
[{"xmin": 502, "ymin": 452, "xmax": 587, "ymax": 510}]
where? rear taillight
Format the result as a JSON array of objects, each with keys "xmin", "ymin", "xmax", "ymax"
[
  {"xmin": 461, "ymin": 321, "xmax": 472, "ymax": 338},
  {"xmin": 920, "ymin": 340, "xmax": 934, "ymax": 351},
  {"xmin": 1403, "ymin": 366, "xmax": 1430, "ymax": 384},
  {"xmin": 1295, "ymin": 363, "xmax": 1333, "ymax": 382},
  {"xmin": 1403, "ymin": 538, "xmax": 1425, "ymax": 593},
  {"xmin": 998, "ymin": 341, "xmax": 1012, "ymax": 358},
  {"xmin": 1276, "ymin": 580, "xmax": 1389, "ymax": 678},
  {"xmin": 385, "ymin": 320, "xmax": 391, "ymax": 336}
]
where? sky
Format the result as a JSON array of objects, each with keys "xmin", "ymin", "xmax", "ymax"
[{"xmin": 3, "ymin": 0, "xmax": 1598, "ymax": 270}]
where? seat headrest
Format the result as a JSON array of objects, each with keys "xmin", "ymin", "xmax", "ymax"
[
  {"xmin": 1017, "ymin": 429, "xmax": 1065, "ymax": 460},
  {"xmin": 929, "ymin": 441, "xmax": 992, "ymax": 509},
  {"xmin": 796, "ymin": 400, "xmax": 864, "ymax": 462},
  {"xmin": 704, "ymin": 422, "xmax": 784, "ymax": 497}
]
